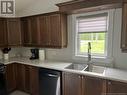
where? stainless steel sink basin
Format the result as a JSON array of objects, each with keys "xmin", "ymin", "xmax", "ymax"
[
  {"xmin": 65, "ymin": 63, "xmax": 105, "ymax": 75},
  {"xmin": 65, "ymin": 63, "xmax": 88, "ymax": 71},
  {"xmin": 85, "ymin": 65, "xmax": 105, "ymax": 75}
]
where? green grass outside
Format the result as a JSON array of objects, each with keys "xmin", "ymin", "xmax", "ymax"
[{"xmin": 80, "ymin": 40, "xmax": 105, "ymax": 54}]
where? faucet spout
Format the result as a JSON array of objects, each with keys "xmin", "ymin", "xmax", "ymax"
[
  {"xmin": 88, "ymin": 42, "xmax": 91, "ymax": 63},
  {"xmin": 87, "ymin": 42, "xmax": 93, "ymax": 71}
]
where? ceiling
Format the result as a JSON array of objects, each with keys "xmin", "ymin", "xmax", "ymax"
[{"xmin": 15, "ymin": 0, "xmax": 72, "ymax": 15}]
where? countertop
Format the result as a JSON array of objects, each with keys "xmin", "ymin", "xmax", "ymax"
[{"xmin": 1, "ymin": 57, "xmax": 127, "ymax": 83}]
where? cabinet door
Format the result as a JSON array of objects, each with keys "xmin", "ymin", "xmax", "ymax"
[
  {"xmin": 38, "ymin": 16, "xmax": 49, "ymax": 47},
  {"xmin": 5, "ymin": 64, "xmax": 17, "ymax": 93},
  {"xmin": 121, "ymin": 3, "xmax": 127, "ymax": 51},
  {"xmin": 7, "ymin": 18, "xmax": 22, "ymax": 46},
  {"xmin": 62, "ymin": 72, "xmax": 82, "ymax": 95},
  {"xmin": 29, "ymin": 66, "xmax": 39, "ymax": 95},
  {"xmin": 29, "ymin": 17, "xmax": 39, "ymax": 46},
  {"xmin": 107, "ymin": 80, "xmax": 127, "ymax": 95},
  {"xmin": 49, "ymin": 14, "xmax": 61, "ymax": 47},
  {"xmin": 82, "ymin": 76, "xmax": 106, "ymax": 95},
  {"xmin": 21, "ymin": 18, "xmax": 32, "ymax": 46},
  {"xmin": 21, "ymin": 17, "xmax": 39, "ymax": 46},
  {"xmin": 0, "ymin": 18, "xmax": 7, "ymax": 47},
  {"xmin": 16, "ymin": 64, "xmax": 30, "ymax": 93}
]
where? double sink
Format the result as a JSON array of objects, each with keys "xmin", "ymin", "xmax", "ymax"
[{"xmin": 65, "ymin": 63, "xmax": 106, "ymax": 75}]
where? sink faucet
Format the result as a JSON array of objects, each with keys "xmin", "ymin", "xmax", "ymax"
[
  {"xmin": 88, "ymin": 42, "xmax": 91, "ymax": 62},
  {"xmin": 87, "ymin": 42, "xmax": 93, "ymax": 71}
]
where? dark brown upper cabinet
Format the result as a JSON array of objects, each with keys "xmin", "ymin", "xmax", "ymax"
[
  {"xmin": 21, "ymin": 12, "xmax": 67, "ymax": 48},
  {"xmin": 7, "ymin": 18, "xmax": 22, "ymax": 46},
  {"xmin": 121, "ymin": 3, "xmax": 127, "ymax": 52},
  {"xmin": 0, "ymin": 18, "xmax": 7, "ymax": 47},
  {"xmin": 38, "ymin": 13, "xmax": 67, "ymax": 48},
  {"xmin": 107, "ymin": 80, "xmax": 127, "ymax": 94},
  {"xmin": 21, "ymin": 17, "xmax": 39, "ymax": 47}
]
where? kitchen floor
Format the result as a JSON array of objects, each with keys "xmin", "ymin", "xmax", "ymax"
[{"xmin": 10, "ymin": 91, "xmax": 30, "ymax": 95}]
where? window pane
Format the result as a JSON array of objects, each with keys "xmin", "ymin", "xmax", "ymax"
[{"xmin": 79, "ymin": 32, "xmax": 106, "ymax": 55}]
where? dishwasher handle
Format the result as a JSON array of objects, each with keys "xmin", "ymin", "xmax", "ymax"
[{"xmin": 46, "ymin": 73, "xmax": 60, "ymax": 78}]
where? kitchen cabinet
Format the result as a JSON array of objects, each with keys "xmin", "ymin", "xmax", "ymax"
[
  {"xmin": 22, "ymin": 12, "xmax": 67, "ymax": 48},
  {"xmin": 21, "ymin": 17, "xmax": 39, "ymax": 46},
  {"xmin": 121, "ymin": 3, "xmax": 127, "ymax": 51},
  {"xmin": 48, "ymin": 13, "xmax": 67, "ymax": 48},
  {"xmin": 7, "ymin": 18, "xmax": 22, "ymax": 46},
  {"xmin": 62, "ymin": 72, "xmax": 106, "ymax": 95},
  {"xmin": 82, "ymin": 76, "xmax": 106, "ymax": 95},
  {"xmin": 107, "ymin": 80, "xmax": 127, "ymax": 95},
  {"xmin": 29, "ymin": 66, "xmax": 39, "ymax": 95},
  {"xmin": 38, "ymin": 16, "xmax": 49, "ymax": 47},
  {"xmin": 5, "ymin": 64, "xmax": 17, "ymax": 93},
  {"xmin": 16, "ymin": 64, "xmax": 39, "ymax": 94},
  {"xmin": 62, "ymin": 72, "xmax": 82, "ymax": 95},
  {"xmin": 16, "ymin": 64, "xmax": 28, "ymax": 92},
  {"xmin": 0, "ymin": 18, "xmax": 7, "ymax": 47}
]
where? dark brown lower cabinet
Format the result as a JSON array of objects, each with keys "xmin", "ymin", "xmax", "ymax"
[
  {"xmin": 107, "ymin": 80, "xmax": 127, "ymax": 95},
  {"xmin": 62, "ymin": 72, "xmax": 82, "ymax": 95},
  {"xmin": 5, "ymin": 64, "xmax": 17, "ymax": 93},
  {"xmin": 29, "ymin": 66, "xmax": 39, "ymax": 95},
  {"xmin": 16, "ymin": 64, "xmax": 30, "ymax": 93},
  {"xmin": 6, "ymin": 63, "xmax": 39, "ymax": 95},
  {"xmin": 82, "ymin": 76, "xmax": 106, "ymax": 95},
  {"xmin": 63, "ymin": 72, "xmax": 106, "ymax": 95}
]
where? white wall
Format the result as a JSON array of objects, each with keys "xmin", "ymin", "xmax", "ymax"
[{"xmin": 11, "ymin": 0, "xmax": 127, "ymax": 70}]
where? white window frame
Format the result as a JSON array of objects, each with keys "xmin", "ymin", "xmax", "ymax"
[{"xmin": 72, "ymin": 9, "xmax": 115, "ymax": 63}]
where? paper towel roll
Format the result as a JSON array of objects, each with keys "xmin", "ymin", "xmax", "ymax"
[{"xmin": 39, "ymin": 49, "xmax": 45, "ymax": 61}]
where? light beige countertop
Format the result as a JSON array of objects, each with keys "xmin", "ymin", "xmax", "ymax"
[{"xmin": 1, "ymin": 57, "xmax": 127, "ymax": 83}]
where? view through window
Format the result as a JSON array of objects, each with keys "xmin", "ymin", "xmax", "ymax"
[{"xmin": 76, "ymin": 13, "xmax": 108, "ymax": 57}]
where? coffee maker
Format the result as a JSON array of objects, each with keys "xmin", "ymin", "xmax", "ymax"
[{"xmin": 30, "ymin": 49, "xmax": 39, "ymax": 60}]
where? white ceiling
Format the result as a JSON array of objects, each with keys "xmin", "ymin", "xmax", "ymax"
[
  {"xmin": 15, "ymin": 0, "xmax": 72, "ymax": 15},
  {"xmin": 15, "ymin": 0, "xmax": 35, "ymax": 13}
]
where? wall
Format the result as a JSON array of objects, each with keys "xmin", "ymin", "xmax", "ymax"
[{"xmin": 5, "ymin": 0, "xmax": 127, "ymax": 70}]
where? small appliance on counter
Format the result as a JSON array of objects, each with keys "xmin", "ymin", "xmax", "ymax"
[
  {"xmin": 30, "ymin": 48, "xmax": 39, "ymax": 60},
  {"xmin": 39, "ymin": 49, "xmax": 45, "ymax": 61},
  {"xmin": 1, "ymin": 48, "xmax": 11, "ymax": 60}
]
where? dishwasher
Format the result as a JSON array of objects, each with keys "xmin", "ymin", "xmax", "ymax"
[{"xmin": 39, "ymin": 68, "xmax": 61, "ymax": 95}]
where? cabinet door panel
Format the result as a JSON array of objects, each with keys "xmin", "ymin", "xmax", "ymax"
[
  {"xmin": 7, "ymin": 18, "xmax": 21, "ymax": 46},
  {"xmin": 82, "ymin": 76, "xmax": 106, "ymax": 95},
  {"xmin": 21, "ymin": 18, "xmax": 31, "ymax": 45},
  {"xmin": 121, "ymin": 4, "xmax": 127, "ymax": 50},
  {"xmin": 30, "ymin": 17, "xmax": 39, "ymax": 45},
  {"xmin": 107, "ymin": 80, "xmax": 127, "ymax": 95},
  {"xmin": 6, "ymin": 64, "xmax": 17, "ymax": 93},
  {"xmin": 0, "ymin": 19, "xmax": 7, "ymax": 47},
  {"xmin": 16, "ymin": 64, "xmax": 26, "ymax": 91},
  {"xmin": 49, "ymin": 14, "xmax": 61, "ymax": 47},
  {"xmin": 62, "ymin": 72, "xmax": 82, "ymax": 95},
  {"xmin": 29, "ymin": 66, "xmax": 39, "ymax": 95},
  {"xmin": 38, "ymin": 16, "xmax": 49, "ymax": 46},
  {"xmin": 16, "ymin": 64, "xmax": 30, "ymax": 93}
]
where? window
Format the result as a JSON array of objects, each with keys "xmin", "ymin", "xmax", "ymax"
[{"xmin": 73, "ymin": 10, "xmax": 114, "ymax": 59}]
